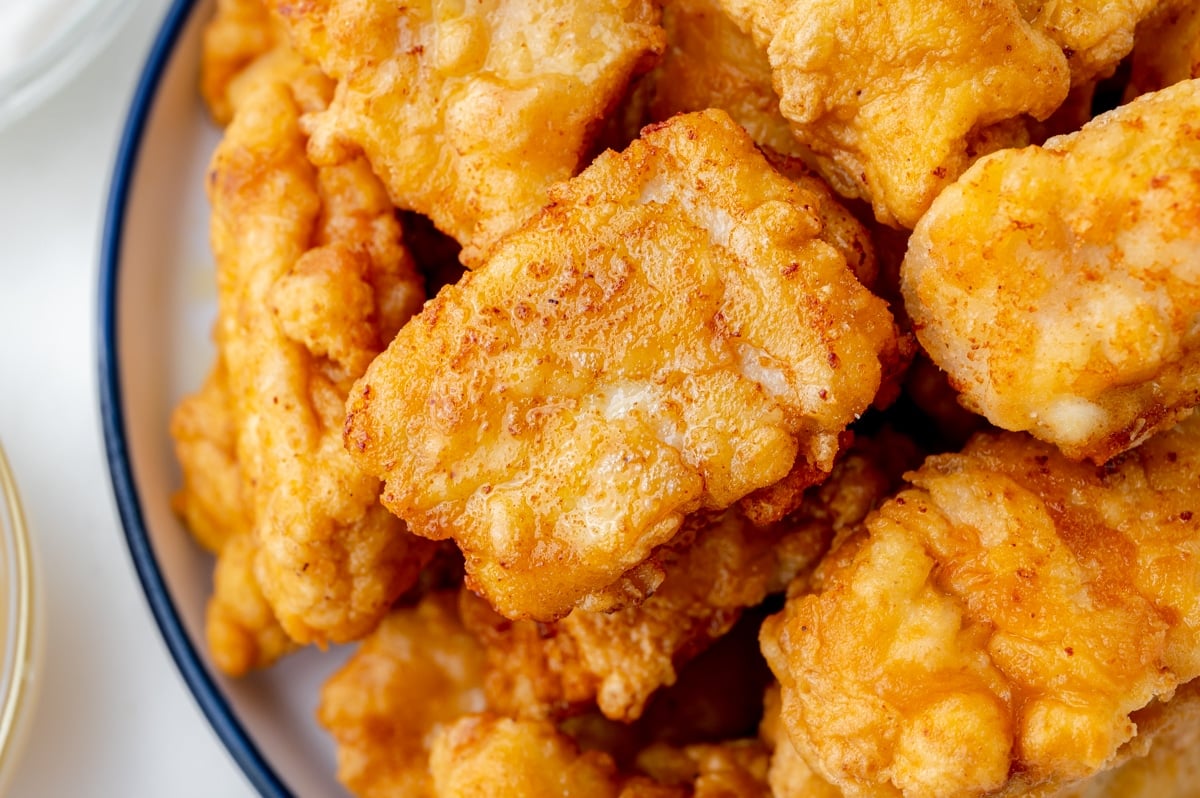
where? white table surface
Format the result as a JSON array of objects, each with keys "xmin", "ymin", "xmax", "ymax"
[{"xmin": 0, "ymin": 1, "xmax": 256, "ymax": 794}]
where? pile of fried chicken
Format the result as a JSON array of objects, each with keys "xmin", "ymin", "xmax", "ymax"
[{"xmin": 171, "ymin": 0, "xmax": 1200, "ymax": 795}]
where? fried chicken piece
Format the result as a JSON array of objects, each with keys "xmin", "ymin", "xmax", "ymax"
[
  {"xmin": 318, "ymin": 592, "xmax": 487, "ymax": 798},
  {"xmin": 1014, "ymin": 0, "xmax": 1167, "ymax": 86},
  {"xmin": 1127, "ymin": 1, "xmax": 1200, "ymax": 97},
  {"xmin": 345, "ymin": 110, "xmax": 901, "ymax": 622},
  {"xmin": 645, "ymin": 0, "xmax": 810, "ymax": 162},
  {"xmin": 636, "ymin": 740, "xmax": 772, "ymax": 798},
  {"xmin": 761, "ymin": 417, "xmax": 1200, "ymax": 797},
  {"xmin": 759, "ymin": 685, "xmax": 841, "ymax": 798},
  {"xmin": 719, "ymin": 0, "xmax": 1069, "ymax": 228},
  {"xmin": 902, "ymin": 79, "xmax": 1200, "ymax": 463},
  {"xmin": 200, "ymin": 0, "xmax": 283, "ymax": 124},
  {"xmin": 268, "ymin": 0, "xmax": 665, "ymax": 264},
  {"xmin": 206, "ymin": 81, "xmax": 430, "ymax": 647},
  {"xmin": 171, "ymin": 353, "xmax": 294, "ymax": 673},
  {"xmin": 459, "ymin": 513, "xmax": 822, "ymax": 723},
  {"xmin": 170, "ymin": 355, "xmax": 250, "ymax": 554},
  {"xmin": 1054, "ymin": 681, "xmax": 1200, "ymax": 798},
  {"xmin": 464, "ymin": 433, "xmax": 916, "ymax": 722},
  {"xmin": 204, "ymin": 532, "xmax": 296, "ymax": 675},
  {"xmin": 760, "ymin": 151, "xmax": 879, "ymax": 296},
  {"xmin": 200, "ymin": 0, "xmax": 337, "ymax": 131},
  {"xmin": 177, "ymin": 61, "xmax": 385, "ymax": 671},
  {"xmin": 430, "ymin": 715, "xmax": 625, "ymax": 798}
]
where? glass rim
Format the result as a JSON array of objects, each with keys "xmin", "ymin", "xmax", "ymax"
[{"xmin": 0, "ymin": 442, "xmax": 36, "ymax": 786}]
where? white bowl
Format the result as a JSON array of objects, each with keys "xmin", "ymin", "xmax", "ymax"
[
  {"xmin": 99, "ymin": 0, "xmax": 351, "ymax": 794},
  {"xmin": 0, "ymin": 0, "xmax": 139, "ymax": 128}
]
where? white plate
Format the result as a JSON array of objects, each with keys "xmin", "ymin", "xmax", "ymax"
[{"xmin": 99, "ymin": 1, "xmax": 352, "ymax": 794}]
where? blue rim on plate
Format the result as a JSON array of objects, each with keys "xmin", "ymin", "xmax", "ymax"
[{"xmin": 97, "ymin": 0, "xmax": 291, "ymax": 795}]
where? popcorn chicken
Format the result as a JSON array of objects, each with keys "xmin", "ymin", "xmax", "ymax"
[
  {"xmin": 718, "ymin": 0, "xmax": 1069, "ymax": 227},
  {"xmin": 1128, "ymin": 1, "xmax": 1200, "ymax": 97},
  {"xmin": 345, "ymin": 110, "xmax": 902, "ymax": 622},
  {"xmin": 463, "ymin": 433, "xmax": 915, "ymax": 722},
  {"xmin": 268, "ymin": 0, "xmax": 665, "ymax": 262},
  {"xmin": 903, "ymin": 79, "xmax": 1200, "ymax": 463},
  {"xmin": 644, "ymin": 0, "xmax": 810, "ymax": 162},
  {"xmin": 199, "ymin": 0, "xmax": 332, "ymax": 124},
  {"xmin": 429, "ymin": 715, "xmax": 624, "ymax": 798},
  {"xmin": 762, "ymin": 417, "xmax": 1200, "ymax": 796},
  {"xmin": 318, "ymin": 592, "xmax": 487, "ymax": 798},
  {"xmin": 203, "ymin": 80, "xmax": 430, "ymax": 647}
]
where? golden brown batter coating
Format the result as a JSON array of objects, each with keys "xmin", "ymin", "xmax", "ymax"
[
  {"xmin": 345, "ymin": 110, "xmax": 901, "ymax": 622},
  {"xmin": 199, "ymin": 0, "xmax": 283, "ymax": 124},
  {"xmin": 171, "ymin": 355, "xmax": 249, "ymax": 555},
  {"xmin": 1128, "ymin": 1, "xmax": 1200, "ymax": 97},
  {"xmin": 902, "ymin": 80, "xmax": 1200, "ymax": 463},
  {"xmin": 267, "ymin": 0, "xmax": 665, "ymax": 263},
  {"xmin": 1013, "ymin": 0, "xmax": 1167, "ymax": 86},
  {"xmin": 319, "ymin": 592, "xmax": 487, "ymax": 798},
  {"xmin": 718, "ymin": 0, "xmax": 1069, "ymax": 228},
  {"xmin": 204, "ymin": 532, "xmax": 296, "ymax": 675},
  {"xmin": 199, "ymin": 0, "xmax": 335, "ymax": 126},
  {"xmin": 463, "ymin": 433, "xmax": 916, "ymax": 723},
  {"xmin": 1054, "ymin": 681, "xmax": 1200, "ymax": 797},
  {"xmin": 645, "ymin": 0, "xmax": 810, "ymax": 162},
  {"xmin": 635, "ymin": 739, "xmax": 772, "ymax": 797},
  {"xmin": 762, "ymin": 417, "xmax": 1200, "ymax": 797},
  {"xmin": 205, "ymin": 81, "xmax": 430, "ymax": 647},
  {"xmin": 759, "ymin": 685, "xmax": 841, "ymax": 798},
  {"xmin": 429, "ymin": 715, "xmax": 624, "ymax": 798}
]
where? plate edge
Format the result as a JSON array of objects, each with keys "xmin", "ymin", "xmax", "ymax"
[{"xmin": 96, "ymin": 2, "xmax": 294, "ymax": 795}]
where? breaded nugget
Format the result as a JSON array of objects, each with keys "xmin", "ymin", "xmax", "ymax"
[
  {"xmin": 460, "ymin": 509, "xmax": 814, "ymax": 724},
  {"xmin": 761, "ymin": 417, "xmax": 1200, "ymax": 797},
  {"xmin": 463, "ymin": 433, "xmax": 914, "ymax": 722},
  {"xmin": 645, "ymin": 0, "xmax": 809, "ymax": 162},
  {"xmin": 1128, "ymin": 1, "xmax": 1200, "ymax": 97},
  {"xmin": 318, "ymin": 592, "xmax": 487, "ymax": 798},
  {"xmin": 1055, "ymin": 681, "xmax": 1200, "ymax": 797},
  {"xmin": 429, "ymin": 715, "xmax": 624, "ymax": 798},
  {"xmin": 1015, "ymin": 0, "xmax": 1167, "ymax": 86},
  {"xmin": 345, "ymin": 110, "xmax": 902, "ymax": 622},
  {"xmin": 759, "ymin": 685, "xmax": 841, "ymax": 798},
  {"xmin": 200, "ymin": 0, "xmax": 283, "ymax": 124},
  {"xmin": 635, "ymin": 740, "xmax": 771, "ymax": 797},
  {"xmin": 761, "ymin": 151, "xmax": 879, "ymax": 296},
  {"xmin": 170, "ymin": 355, "xmax": 249, "ymax": 554},
  {"xmin": 172, "ymin": 355, "xmax": 294, "ymax": 674},
  {"xmin": 719, "ymin": 0, "xmax": 1069, "ymax": 228},
  {"xmin": 204, "ymin": 532, "xmax": 296, "ymax": 675},
  {"xmin": 268, "ymin": 0, "xmax": 665, "ymax": 263},
  {"xmin": 902, "ymin": 80, "xmax": 1200, "ymax": 463},
  {"xmin": 207, "ymin": 81, "xmax": 429, "ymax": 646},
  {"xmin": 199, "ymin": 0, "xmax": 335, "ymax": 124}
]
